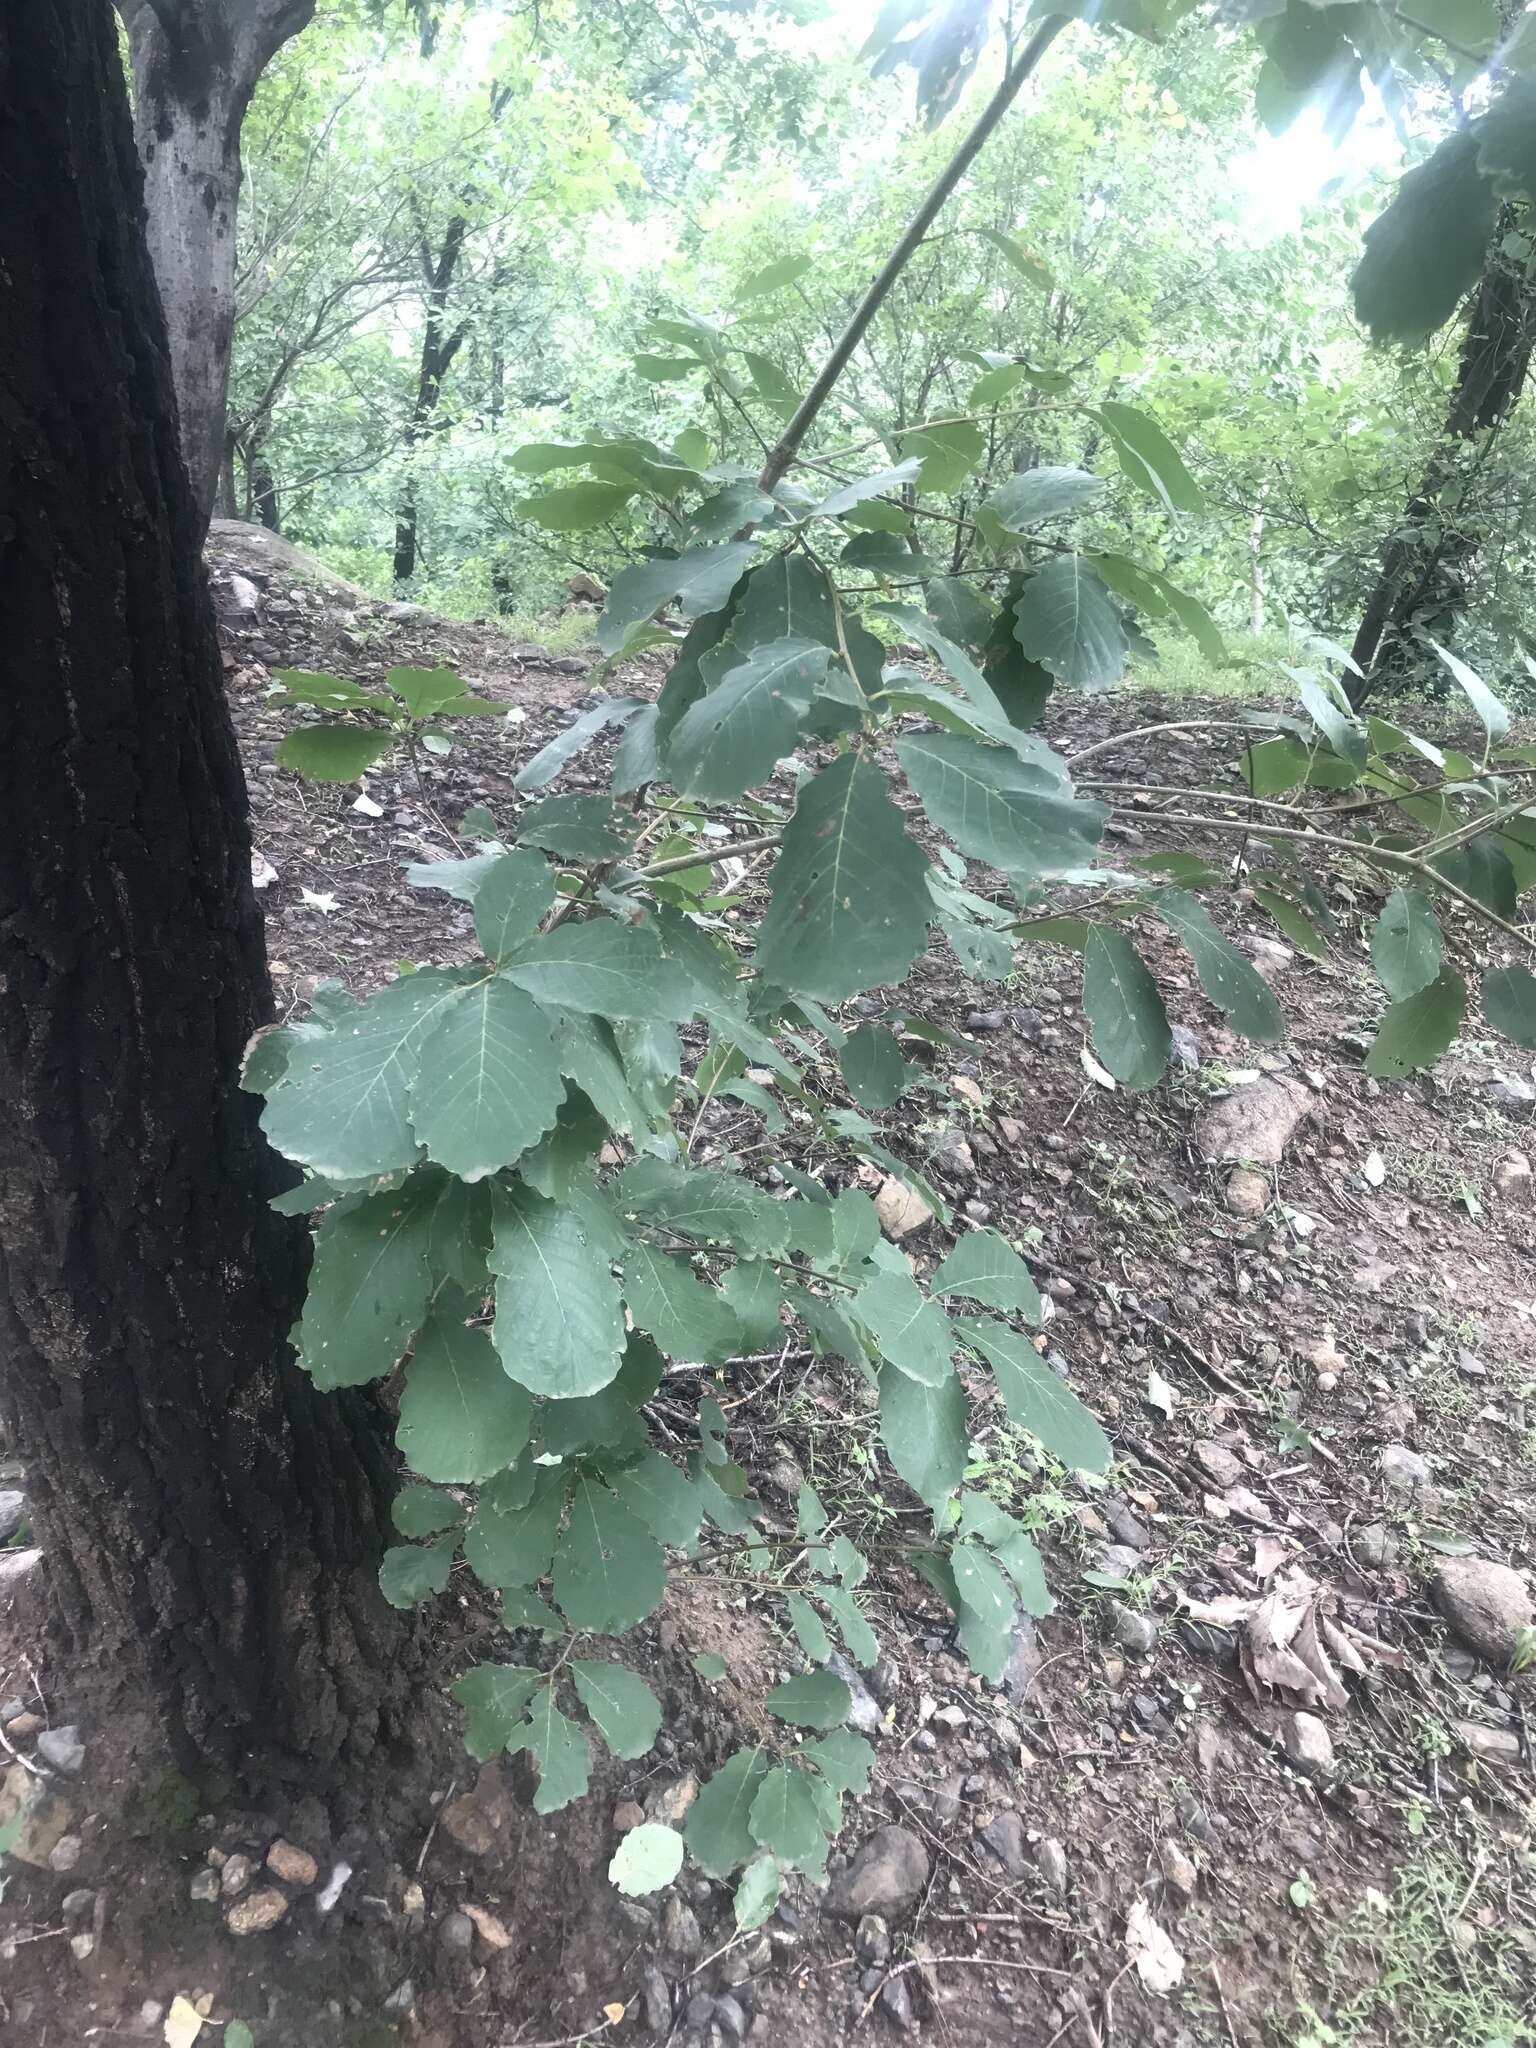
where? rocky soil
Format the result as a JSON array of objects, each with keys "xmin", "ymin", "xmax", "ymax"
[{"xmin": 0, "ymin": 524, "xmax": 1531, "ymax": 2048}]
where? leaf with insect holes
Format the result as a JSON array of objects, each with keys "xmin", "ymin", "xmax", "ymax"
[
  {"xmin": 397, "ymin": 1310, "xmax": 536, "ymax": 1490},
  {"xmin": 472, "ymin": 849, "xmax": 555, "ymax": 962},
  {"xmin": 853, "ymin": 1268, "xmax": 954, "ymax": 1387},
  {"xmin": 734, "ymin": 1854, "xmax": 781, "ymax": 1930},
  {"xmin": 664, "ymin": 636, "xmax": 832, "ymax": 801},
  {"xmin": 985, "ymin": 465, "xmax": 1104, "ymax": 533},
  {"xmin": 388, "ymin": 666, "xmax": 472, "ymax": 717},
  {"xmin": 684, "ymin": 1747, "xmax": 771, "ymax": 1877},
  {"xmin": 508, "ymin": 1684, "xmax": 591, "ymax": 1813},
  {"xmin": 609, "ymin": 1823, "xmax": 684, "ymax": 1895},
  {"xmin": 1150, "ymin": 890, "xmax": 1283, "ymax": 1044},
  {"xmin": 611, "ymin": 1449, "xmax": 705, "ymax": 1549},
  {"xmin": 749, "ymin": 1767, "xmax": 832, "ymax": 1872},
  {"xmin": 1082, "ymin": 928, "xmax": 1170, "ymax": 1090},
  {"xmin": 463, "ymin": 1465, "xmax": 565, "ymax": 1589},
  {"xmin": 503, "ymin": 918, "xmax": 700, "ymax": 1023},
  {"xmin": 897, "ymin": 732, "xmax": 1104, "ymax": 881},
  {"xmin": 552, "ymin": 1478, "xmax": 665, "ymax": 1633},
  {"xmin": 879, "ymin": 1364, "xmax": 967, "ymax": 1511},
  {"xmin": 489, "ymin": 1183, "xmax": 626, "ymax": 1399},
  {"xmin": 452, "ymin": 1664, "xmax": 542, "ymax": 1759},
  {"xmin": 930, "ymin": 1229, "xmax": 1042, "ymax": 1321},
  {"xmin": 409, "ymin": 978, "xmax": 564, "ymax": 1182},
  {"xmin": 1482, "ymin": 964, "xmax": 1536, "ymax": 1048},
  {"xmin": 378, "ymin": 1536, "xmax": 454, "ymax": 1608},
  {"xmin": 613, "ymin": 1157, "xmax": 791, "ymax": 1255},
  {"xmin": 392, "ymin": 1484, "xmax": 464, "ymax": 1538},
  {"xmin": 758, "ymin": 755, "xmax": 931, "ymax": 1003},
  {"xmin": 1371, "ymin": 887, "xmax": 1443, "ymax": 1000},
  {"xmin": 1365, "ymin": 968, "xmax": 1467, "ymax": 1077},
  {"xmin": 261, "ymin": 968, "xmax": 471, "ymax": 1180},
  {"xmin": 840, "ymin": 1022, "xmax": 915, "ymax": 1110},
  {"xmin": 296, "ymin": 1178, "xmax": 437, "ymax": 1390},
  {"xmin": 765, "ymin": 1671, "xmax": 851, "ymax": 1729},
  {"xmin": 571, "ymin": 1661, "xmax": 662, "ymax": 1759},
  {"xmin": 623, "ymin": 1242, "xmax": 741, "ymax": 1363},
  {"xmin": 959, "ymin": 1317, "xmax": 1111, "ymax": 1474},
  {"xmin": 277, "ymin": 724, "xmax": 394, "ymax": 783},
  {"xmin": 1012, "ymin": 556, "xmax": 1127, "ymax": 689}
]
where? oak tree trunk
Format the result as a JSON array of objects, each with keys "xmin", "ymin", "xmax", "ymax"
[
  {"xmin": 0, "ymin": 0, "xmax": 414, "ymax": 1808},
  {"xmin": 393, "ymin": 213, "xmax": 470, "ymax": 585},
  {"xmin": 117, "ymin": 0, "xmax": 315, "ymax": 536}
]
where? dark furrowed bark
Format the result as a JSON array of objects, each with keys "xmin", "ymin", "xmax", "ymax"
[{"xmin": 0, "ymin": 0, "xmax": 414, "ymax": 1811}]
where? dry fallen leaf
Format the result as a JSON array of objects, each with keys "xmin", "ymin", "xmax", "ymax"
[
  {"xmin": 463, "ymin": 1903, "xmax": 513, "ymax": 1950},
  {"xmin": 603, "ymin": 2003, "xmax": 626, "ymax": 2025},
  {"xmin": 1125, "ymin": 1897, "xmax": 1184, "ymax": 1993},
  {"xmin": 949, "ymin": 1074, "xmax": 983, "ymax": 1108},
  {"xmin": 164, "ymin": 1998, "xmax": 204, "ymax": 2048},
  {"xmin": 1145, "ymin": 1369, "xmax": 1177, "ymax": 1419},
  {"xmin": 1253, "ymin": 1533, "xmax": 1289, "ymax": 1580}
]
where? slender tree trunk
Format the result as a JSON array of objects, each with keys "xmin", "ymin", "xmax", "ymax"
[
  {"xmin": 116, "ymin": 0, "xmax": 315, "ymax": 536},
  {"xmin": 393, "ymin": 213, "xmax": 470, "ymax": 585},
  {"xmin": 215, "ymin": 431, "xmax": 239, "ymax": 519},
  {"xmin": 1347, "ymin": 223, "xmax": 1536, "ymax": 707},
  {"xmin": 0, "ymin": 0, "xmax": 414, "ymax": 1807}
]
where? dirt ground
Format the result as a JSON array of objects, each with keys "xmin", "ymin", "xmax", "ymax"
[{"xmin": 0, "ymin": 524, "xmax": 1532, "ymax": 2048}]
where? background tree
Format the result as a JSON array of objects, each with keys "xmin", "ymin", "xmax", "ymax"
[
  {"xmin": 115, "ymin": 0, "xmax": 319, "ymax": 528},
  {"xmin": 1, "ymin": 0, "xmax": 413, "ymax": 1800}
]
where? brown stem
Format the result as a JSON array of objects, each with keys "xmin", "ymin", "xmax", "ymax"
[{"xmin": 754, "ymin": 16, "xmax": 1071, "ymax": 497}]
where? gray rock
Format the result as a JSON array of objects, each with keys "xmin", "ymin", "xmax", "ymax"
[
  {"xmin": 1035, "ymin": 1838, "xmax": 1069, "ymax": 1892},
  {"xmin": 683, "ymin": 1990, "xmax": 715, "ymax": 2031},
  {"xmin": 1193, "ymin": 1441, "xmax": 1244, "ymax": 1490},
  {"xmin": 1489, "ymin": 1076, "xmax": 1536, "ymax": 1113},
  {"xmin": 1281, "ymin": 1711, "xmax": 1335, "ymax": 1774},
  {"xmin": 979, "ymin": 1810, "xmax": 1029, "ymax": 1879},
  {"xmin": 189, "ymin": 1867, "xmax": 220, "ymax": 1902},
  {"xmin": 1352, "ymin": 1523, "xmax": 1395, "ymax": 1570},
  {"xmin": 715, "ymin": 1993, "xmax": 748, "ymax": 2040},
  {"xmin": 0, "ymin": 1492, "xmax": 26, "ymax": 1543},
  {"xmin": 641, "ymin": 1963, "xmax": 672, "ymax": 2033},
  {"xmin": 827, "ymin": 1652, "xmax": 883, "ymax": 1737},
  {"xmin": 824, "ymin": 1826, "xmax": 930, "ymax": 1920},
  {"xmin": 1109, "ymin": 1604, "xmax": 1159, "ymax": 1658},
  {"xmin": 0, "ymin": 1763, "xmax": 74, "ymax": 1869},
  {"xmin": 1169, "ymin": 1024, "xmax": 1201, "ymax": 1070},
  {"xmin": 60, "ymin": 1888, "xmax": 95, "ymax": 1921},
  {"xmin": 662, "ymin": 1893, "xmax": 703, "ymax": 1960},
  {"xmin": 1002, "ymin": 1616, "xmax": 1043, "ymax": 1700},
  {"xmin": 36, "ymin": 1725, "xmax": 84, "ymax": 1776},
  {"xmin": 1097, "ymin": 1543, "xmax": 1144, "ymax": 1580},
  {"xmin": 220, "ymin": 1853, "xmax": 253, "ymax": 1896},
  {"xmin": 439, "ymin": 1910, "xmax": 474, "ymax": 1954},
  {"xmin": 0, "ymin": 1548, "xmax": 43, "ymax": 1589},
  {"xmin": 381, "ymin": 1981, "xmax": 415, "ymax": 2018},
  {"xmin": 1106, "ymin": 1503, "xmax": 1152, "ymax": 1551},
  {"xmin": 47, "ymin": 1833, "xmax": 81, "ymax": 1872},
  {"xmin": 930, "ymin": 1773, "xmax": 964, "ymax": 1825},
  {"xmin": 1434, "ymin": 1556, "xmax": 1534, "ymax": 1668},
  {"xmin": 934, "ymin": 1129, "xmax": 975, "ymax": 1178},
  {"xmin": 1455, "ymin": 1722, "xmax": 1521, "ymax": 1762},
  {"xmin": 965, "ymin": 1010, "xmax": 1006, "ymax": 1033},
  {"xmin": 856, "ymin": 1914, "xmax": 891, "ymax": 1964},
  {"xmin": 879, "ymin": 1974, "xmax": 913, "ymax": 2028},
  {"xmin": 1381, "ymin": 1443, "xmax": 1431, "ymax": 1492}
]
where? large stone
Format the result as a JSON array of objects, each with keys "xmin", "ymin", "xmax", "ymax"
[
  {"xmin": 0, "ymin": 1763, "xmax": 75, "ymax": 1868},
  {"xmin": 1280, "ymin": 1712, "xmax": 1334, "ymax": 1775},
  {"xmin": 1196, "ymin": 1076, "xmax": 1314, "ymax": 1167},
  {"xmin": 439, "ymin": 1763, "xmax": 518, "ymax": 1858},
  {"xmin": 225, "ymin": 1887, "xmax": 289, "ymax": 1936},
  {"xmin": 1381, "ymin": 1443, "xmax": 1431, "ymax": 1492},
  {"xmin": 875, "ymin": 1177, "xmax": 934, "ymax": 1240},
  {"xmin": 0, "ymin": 1491, "xmax": 26, "ymax": 1543},
  {"xmin": 267, "ymin": 1839, "xmax": 318, "ymax": 1887},
  {"xmin": 1433, "ymin": 1556, "xmax": 1534, "ymax": 1669},
  {"xmin": 0, "ymin": 1548, "xmax": 42, "ymax": 1590},
  {"xmin": 1455, "ymin": 1723, "xmax": 1521, "ymax": 1763},
  {"xmin": 978, "ymin": 1811, "xmax": 1029, "ymax": 1879},
  {"xmin": 1225, "ymin": 1167, "xmax": 1269, "ymax": 1218},
  {"xmin": 35, "ymin": 1725, "xmax": 84, "ymax": 1776},
  {"xmin": 824, "ymin": 1826, "xmax": 930, "ymax": 1920}
]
